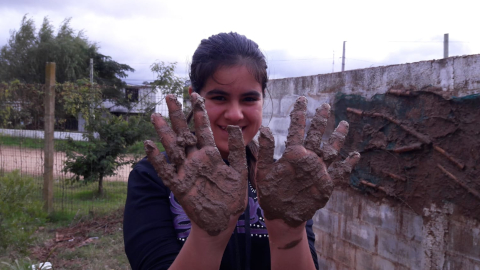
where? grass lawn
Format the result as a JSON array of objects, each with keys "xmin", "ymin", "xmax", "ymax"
[
  {"xmin": 0, "ymin": 135, "xmax": 164, "ymax": 155},
  {"xmin": 0, "ymin": 171, "xmax": 131, "ymax": 269},
  {"xmin": 0, "ymin": 210, "xmax": 130, "ymax": 270}
]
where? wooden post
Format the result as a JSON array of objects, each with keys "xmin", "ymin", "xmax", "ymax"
[{"xmin": 44, "ymin": 62, "xmax": 55, "ymax": 213}]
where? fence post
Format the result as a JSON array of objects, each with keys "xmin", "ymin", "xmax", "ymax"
[{"xmin": 44, "ymin": 62, "xmax": 55, "ymax": 213}]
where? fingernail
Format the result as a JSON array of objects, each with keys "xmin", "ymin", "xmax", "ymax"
[
  {"xmin": 143, "ymin": 140, "xmax": 155, "ymax": 153},
  {"xmin": 150, "ymin": 113, "xmax": 162, "ymax": 123},
  {"xmin": 336, "ymin": 120, "xmax": 349, "ymax": 135}
]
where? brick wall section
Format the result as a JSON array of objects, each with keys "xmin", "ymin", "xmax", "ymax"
[{"xmin": 313, "ymin": 189, "xmax": 480, "ymax": 269}]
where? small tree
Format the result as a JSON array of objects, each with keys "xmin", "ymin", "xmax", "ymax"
[
  {"xmin": 63, "ymin": 114, "xmax": 152, "ymax": 195},
  {"xmin": 62, "ymin": 61, "xmax": 184, "ymax": 195}
]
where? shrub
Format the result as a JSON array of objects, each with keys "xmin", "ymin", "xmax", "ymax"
[{"xmin": 0, "ymin": 171, "xmax": 47, "ymax": 253}]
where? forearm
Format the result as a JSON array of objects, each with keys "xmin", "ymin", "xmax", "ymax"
[
  {"xmin": 269, "ymin": 229, "xmax": 316, "ymax": 270},
  {"xmin": 266, "ymin": 221, "xmax": 316, "ymax": 270},
  {"xmin": 168, "ymin": 224, "xmax": 231, "ymax": 270}
]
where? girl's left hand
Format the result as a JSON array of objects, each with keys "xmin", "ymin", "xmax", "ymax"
[{"xmin": 256, "ymin": 96, "xmax": 360, "ymax": 232}]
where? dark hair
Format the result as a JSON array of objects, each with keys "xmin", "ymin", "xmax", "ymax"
[
  {"xmin": 189, "ymin": 32, "xmax": 268, "ymax": 95},
  {"xmin": 189, "ymin": 32, "xmax": 268, "ymax": 187}
]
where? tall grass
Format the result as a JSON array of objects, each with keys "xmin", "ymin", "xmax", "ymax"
[{"xmin": 0, "ymin": 171, "xmax": 47, "ymax": 254}]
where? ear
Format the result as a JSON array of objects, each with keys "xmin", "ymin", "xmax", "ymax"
[{"xmin": 188, "ymin": 86, "xmax": 193, "ymax": 95}]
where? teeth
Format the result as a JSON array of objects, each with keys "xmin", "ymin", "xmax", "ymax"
[{"xmin": 219, "ymin": 126, "xmax": 245, "ymax": 130}]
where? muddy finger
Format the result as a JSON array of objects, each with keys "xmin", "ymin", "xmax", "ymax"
[
  {"xmin": 328, "ymin": 151, "xmax": 360, "ymax": 186},
  {"xmin": 166, "ymin": 94, "xmax": 197, "ymax": 147},
  {"xmin": 305, "ymin": 103, "xmax": 331, "ymax": 155},
  {"xmin": 322, "ymin": 120, "xmax": 349, "ymax": 161},
  {"xmin": 144, "ymin": 140, "xmax": 176, "ymax": 186},
  {"xmin": 227, "ymin": 125, "xmax": 247, "ymax": 178},
  {"xmin": 151, "ymin": 113, "xmax": 185, "ymax": 166},
  {"xmin": 191, "ymin": 93, "xmax": 216, "ymax": 148},
  {"xmin": 257, "ymin": 126, "xmax": 275, "ymax": 171},
  {"xmin": 285, "ymin": 96, "xmax": 308, "ymax": 148}
]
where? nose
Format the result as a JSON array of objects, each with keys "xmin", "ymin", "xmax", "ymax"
[{"xmin": 224, "ymin": 102, "xmax": 244, "ymax": 123}]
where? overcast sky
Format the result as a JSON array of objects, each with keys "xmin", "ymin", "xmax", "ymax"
[{"xmin": 1, "ymin": 0, "xmax": 479, "ymax": 84}]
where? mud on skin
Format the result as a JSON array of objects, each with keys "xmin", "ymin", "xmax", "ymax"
[
  {"xmin": 145, "ymin": 94, "xmax": 247, "ymax": 236},
  {"xmin": 256, "ymin": 96, "xmax": 360, "ymax": 228}
]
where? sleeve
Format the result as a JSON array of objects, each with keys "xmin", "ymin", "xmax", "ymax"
[
  {"xmin": 123, "ymin": 158, "xmax": 182, "ymax": 270},
  {"xmin": 306, "ymin": 219, "xmax": 319, "ymax": 270}
]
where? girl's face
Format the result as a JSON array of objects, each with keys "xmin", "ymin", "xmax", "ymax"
[{"xmin": 193, "ymin": 65, "xmax": 264, "ymax": 158}]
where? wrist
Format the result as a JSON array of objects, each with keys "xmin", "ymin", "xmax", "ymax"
[
  {"xmin": 264, "ymin": 219, "xmax": 307, "ymax": 249},
  {"xmin": 189, "ymin": 221, "xmax": 235, "ymax": 251}
]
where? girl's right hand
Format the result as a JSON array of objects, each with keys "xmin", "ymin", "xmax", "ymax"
[{"xmin": 144, "ymin": 93, "xmax": 248, "ymax": 236}]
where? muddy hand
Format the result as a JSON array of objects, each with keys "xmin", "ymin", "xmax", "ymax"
[
  {"xmin": 256, "ymin": 97, "xmax": 360, "ymax": 228},
  {"xmin": 144, "ymin": 93, "xmax": 248, "ymax": 236}
]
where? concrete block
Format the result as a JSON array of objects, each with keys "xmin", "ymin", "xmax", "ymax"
[
  {"xmin": 377, "ymin": 229, "xmax": 422, "ymax": 269},
  {"xmin": 313, "ymin": 227, "xmax": 335, "ymax": 259},
  {"xmin": 313, "ymin": 208, "xmax": 340, "ymax": 236},
  {"xmin": 447, "ymin": 220, "xmax": 480, "ymax": 260},
  {"xmin": 355, "ymin": 248, "xmax": 374, "ymax": 269},
  {"xmin": 279, "ymin": 95, "xmax": 300, "ymax": 117},
  {"xmin": 342, "ymin": 219, "xmax": 376, "ymax": 252},
  {"xmin": 330, "ymin": 190, "xmax": 358, "ymax": 219},
  {"xmin": 360, "ymin": 199, "xmax": 398, "ymax": 233},
  {"xmin": 443, "ymin": 252, "xmax": 480, "ymax": 270},
  {"xmin": 373, "ymin": 255, "xmax": 396, "ymax": 270},
  {"xmin": 316, "ymin": 254, "xmax": 339, "ymax": 270},
  {"xmin": 324, "ymin": 189, "xmax": 339, "ymax": 212},
  {"xmin": 333, "ymin": 239, "xmax": 357, "ymax": 269},
  {"xmin": 269, "ymin": 117, "xmax": 291, "ymax": 134},
  {"xmin": 399, "ymin": 209, "xmax": 423, "ymax": 242}
]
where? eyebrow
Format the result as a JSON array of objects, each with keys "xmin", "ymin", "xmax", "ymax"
[{"xmin": 205, "ymin": 89, "xmax": 262, "ymax": 98}]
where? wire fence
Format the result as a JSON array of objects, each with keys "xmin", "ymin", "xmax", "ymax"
[
  {"xmin": 0, "ymin": 130, "xmax": 133, "ymax": 216},
  {"xmin": 0, "ymin": 81, "xmax": 154, "ymax": 216}
]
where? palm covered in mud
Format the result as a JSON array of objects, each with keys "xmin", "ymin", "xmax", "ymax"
[
  {"xmin": 144, "ymin": 93, "xmax": 247, "ymax": 236},
  {"xmin": 145, "ymin": 94, "xmax": 359, "ymax": 235},
  {"xmin": 256, "ymin": 97, "xmax": 360, "ymax": 227}
]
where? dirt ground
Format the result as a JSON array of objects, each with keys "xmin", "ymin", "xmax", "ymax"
[
  {"xmin": 335, "ymin": 88, "xmax": 480, "ymax": 220},
  {"xmin": 29, "ymin": 209, "xmax": 129, "ymax": 270},
  {"xmin": 0, "ymin": 146, "xmax": 135, "ymax": 182}
]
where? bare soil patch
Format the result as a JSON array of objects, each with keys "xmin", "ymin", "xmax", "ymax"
[
  {"xmin": 0, "ymin": 146, "xmax": 136, "ymax": 182},
  {"xmin": 30, "ymin": 209, "xmax": 127, "ymax": 269}
]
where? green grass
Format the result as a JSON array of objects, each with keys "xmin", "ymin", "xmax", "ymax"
[
  {"xmin": 0, "ymin": 171, "xmax": 131, "ymax": 269},
  {"xmin": 0, "ymin": 135, "xmax": 164, "ymax": 154},
  {"xmin": 52, "ymin": 180, "xmax": 128, "ymax": 219}
]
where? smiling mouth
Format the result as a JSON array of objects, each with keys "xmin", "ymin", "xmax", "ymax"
[{"xmin": 219, "ymin": 125, "xmax": 245, "ymax": 131}]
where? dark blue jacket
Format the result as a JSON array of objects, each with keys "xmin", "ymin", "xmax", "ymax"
[{"xmin": 124, "ymin": 157, "xmax": 319, "ymax": 270}]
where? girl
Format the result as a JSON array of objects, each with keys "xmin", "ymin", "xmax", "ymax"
[{"xmin": 124, "ymin": 32, "xmax": 359, "ymax": 270}]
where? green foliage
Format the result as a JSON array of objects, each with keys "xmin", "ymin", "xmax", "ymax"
[
  {"xmin": 0, "ymin": 80, "xmax": 104, "ymax": 129},
  {"xmin": 0, "ymin": 171, "xmax": 47, "ymax": 253},
  {"xmin": 0, "ymin": 257, "xmax": 33, "ymax": 270},
  {"xmin": 0, "ymin": 15, "xmax": 134, "ymax": 86},
  {"xmin": 63, "ymin": 114, "xmax": 154, "ymax": 194},
  {"xmin": 150, "ymin": 61, "xmax": 185, "ymax": 97}
]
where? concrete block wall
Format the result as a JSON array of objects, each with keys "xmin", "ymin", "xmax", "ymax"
[
  {"xmin": 313, "ymin": 190, "xmax": 480, "ymax": 269},
  {"xmin": 262, "ymin": 55, "xmax": 480, "ymax": 269},
  {"xmin": 262, "ymin": 55, "xmax": 480, "ymax": 159}
]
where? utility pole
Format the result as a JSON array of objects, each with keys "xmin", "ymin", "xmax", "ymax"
[
  {"xmin": 444, "ymin": 34, "xmax": 449, "ymax": 58},
  {"xmin": 332, "ymin": 51, "xmax": 335, "ymax": 73},
  {"xmin": 342, "ymin": 41, "xmax": 346, "ymax": 72},
  {"xmin": 90, "ymin": 58, "xmax": 93, "ymax": 83}
]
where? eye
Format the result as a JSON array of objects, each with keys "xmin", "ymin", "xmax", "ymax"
[
  {"xmin": 211, "ymin": 96, "xmax": 227, "ymax": 101},
  {"xmin": 243, "ymin": 96, "xmax": 260, "ymax": 102}
]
